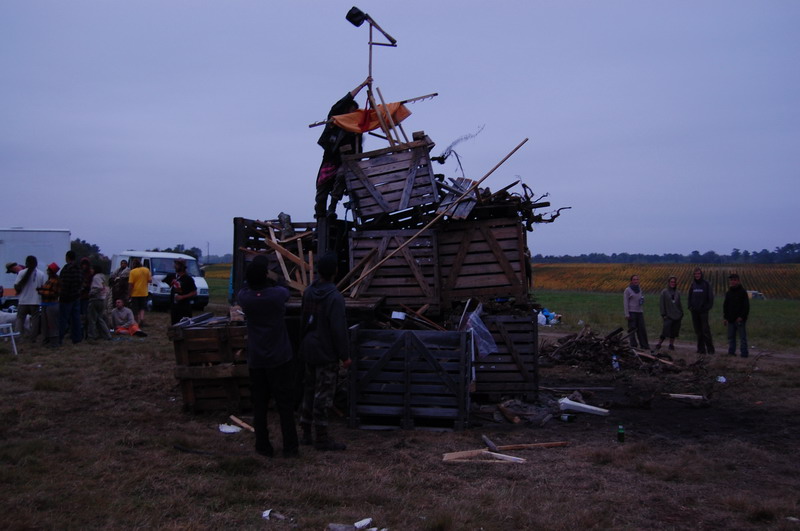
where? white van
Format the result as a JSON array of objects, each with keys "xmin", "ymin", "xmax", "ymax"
[{"xmin": 111, "ymin": 251, "xmax": 209, "ymax": 311}]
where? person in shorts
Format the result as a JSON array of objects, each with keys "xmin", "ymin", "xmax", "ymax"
[{"xmin": 127, "ymin": 258, "xmax": 151, "ymax": 326}]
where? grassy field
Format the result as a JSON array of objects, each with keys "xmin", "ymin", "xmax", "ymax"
[{"xmin": 2, "ymin": 307, "xmax": 799, "ymax": 529}]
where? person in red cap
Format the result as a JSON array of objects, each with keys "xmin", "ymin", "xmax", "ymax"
[{"xmin": 37, "ymin": 262, "xmax": 61, "ymax": 347}]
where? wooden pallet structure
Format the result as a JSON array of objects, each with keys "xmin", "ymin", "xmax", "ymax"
[
  {"xmin": 473, "ymin": 313, "xmax": 539, "ymax": 400},
  {"xmin": 342, "ymin": 132, "xmax": 440, "ymax": 228},
  {"xmin": 169, "ymin": 324, "xmax": 250, "ymax": 412},
  {"xmin": 348, "ymin": 326, "xmax": 472, "ymax": 430}
]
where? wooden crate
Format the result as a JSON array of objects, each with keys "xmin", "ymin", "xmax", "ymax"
[
  {"xmin": 169, "ymin": 325, "xmax": 251, "ymax": 412},
  {"xmin": 348, "ymin": 327, "xmax": 472, "ymax": 430},
  {"xmin": 473, "ymin": 314, "xmax": 538, "ymax": 400},
  {"xmin": 437, "ymin": 217, "xmax": 529, "ymax": 306},
  {"xmin": 342, "ymin": 133, "xmax": 439, "ymax": 227},
  {"xmin": 349, "ymin": 229, "xmax": 440, "ymax": 315}
]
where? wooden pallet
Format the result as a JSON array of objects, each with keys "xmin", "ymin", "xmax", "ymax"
[
  {"xmin": 348, "ymin": 229, "xmax": 440, "ymax": 315},
  {"xmin": 342, "ymin": 132, "xmax": 439, "ymax": 227},
  {"xmin": 473, "ymin": 313, "xmax": 538, "ymax": 400},
  {"xmin": 169, "ymin": 325, "xmax": 252, "ymax": 412},
  {"xmin": 437, "ymin": 217, "xmax": 529, "ymax": 306},
  {"xmin": 349, "ymin": 327, "xmax": 471, "ymax": 430}
]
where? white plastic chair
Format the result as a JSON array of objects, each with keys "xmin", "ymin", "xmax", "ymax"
[{"xmin": 0, "ymin": 323, "xmax": 20, "ymax": 355}]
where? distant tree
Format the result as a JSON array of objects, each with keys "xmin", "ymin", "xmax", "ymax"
[
  {"xmin": 71, "ymin": 238, "xmax": 110, "ymax": 273},
  {"xmin": 689, "ymin": 251, "xmax": 702, "ymax": 263},
  {"xmin": 730, "ymin": 248, "xmax": 741, "ymax": 262}
]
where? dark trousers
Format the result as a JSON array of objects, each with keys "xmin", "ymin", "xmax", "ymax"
[
  {"xmin": 59, "ymin": 300, "xmax": 82, "ymax": 344},
  {"xmin": 300, "ymin": 362, "xmax": 339, "ymax": 427},
  {"xmin": 727, "ymin": 321, "xmax": 748, "ymax": 357},
  {"xmin": 627, "ymin": 312, "xmax": 649, "ymax": 349},
  {"xmin": 691, "ymin": 311, "xmax": 715, "ymax": 353},
  {"xmin": 249, "ymin": 361, "xmax": 298, "ymax": 453},
  {"xmin": 170, "ymin": 303, "xmax": 192, "ymax": 325}
]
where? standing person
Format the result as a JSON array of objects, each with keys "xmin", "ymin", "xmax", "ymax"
[
  {"xmin": 37, "ymin": 263, "xmax": 61, "ymax": 347},
  {"xmin": 127, "ymin": 258, "xmax": 151, "ymax": 326},
  {"xmin": 78, "ymin": 258, "xmax": 93, "ymax": 333},
  {"xmin": 109, "ymin": 299, "xmax": 146, "ymax": 337},
  {"xmin": 237, "ymin": 260, "xmax": 298, "ymax": 458},
  {"xmin": 298, "ymin": 252, "xmax": 351, "ymax": 451},
  {"xmin": 656, "ymin": 276, "xmax": 684, "ymax": 351},
  {"xmin": 14, "ymin": 256, "xmax": 45, "ymax": 342},
  {"xmin": 86, "ymin": 264, "xmax": 111, "ymax": 341},
  {"xmin": 59, "ymin": 250, "xmax": 83, "ymax": 345},
  {"xmin": 687, "ymin": 267, "xmax": 715, "ymax": 354},
  {"xmin": 723, "ymin": 273, "xmax": 750, "ymax": 357},
  {"xmin": 623, "ymin": 274, "xmax": 650, "ymax": 350},
  {"xmin": 110, "ymin": 259, "xmax": 130, "ymax": 303},
  {"xmin": 169, "ymin": 258, "xmax": 197, "ymax": 325},
  {"xmin": 314, "ymin": 76, "xmax": 372, "ymax": 219}
]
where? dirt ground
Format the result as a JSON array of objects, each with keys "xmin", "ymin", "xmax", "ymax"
[{"xmin": 1, "ymin": 309, "xmax": 799, "ymax": 530}]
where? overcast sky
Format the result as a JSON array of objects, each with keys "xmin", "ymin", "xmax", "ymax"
[{"xmin": 2, "ymin": 1, "xmax": 798, "ymax": 260}]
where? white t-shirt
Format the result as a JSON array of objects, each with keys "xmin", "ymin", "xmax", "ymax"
[{"xmin": 15, "ymin": 268, "xmax": 45, "ymax": 305}]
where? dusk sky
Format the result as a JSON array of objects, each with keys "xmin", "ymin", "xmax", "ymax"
[{"xmin": 2, "ymin": 1, "xmax": 798, "ymax": 260}]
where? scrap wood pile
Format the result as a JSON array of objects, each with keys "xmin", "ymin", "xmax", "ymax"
[{"xmin": 539, "ymin": 326, "xmax": 685, "ymax": 375}]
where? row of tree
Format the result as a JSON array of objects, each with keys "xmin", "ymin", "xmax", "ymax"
[{"xmin": 533, "ymin": 243, "xmax": 800, "ymax": 264}]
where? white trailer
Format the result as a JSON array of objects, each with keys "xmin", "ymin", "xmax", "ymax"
[{"xmin": 0, "ymin": 228, "xmax": 71, "ymax": 305}]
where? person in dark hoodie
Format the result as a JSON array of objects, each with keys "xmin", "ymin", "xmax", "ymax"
[
  {"xmin": 656, "ymin": 276, "xmax": 683, "ymax": 351},
  {"xmin": 687, "ymin": 267, "xmax": 715, "ymax": 354},
  {"xmin": 237, "ymin": 259, "xmax": 298, "ymax": 458},
  {"xmin": 298, "ymin": 251, "xmax": 351, "ymax": 451},
  {"xmin": 723, "ymin": 273, "xmax": 749, "ymax": 357}
]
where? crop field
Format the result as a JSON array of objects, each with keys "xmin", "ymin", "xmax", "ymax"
[{"xmin": 532, "ymin": 263, "xmax": 800, "ymax": 300}]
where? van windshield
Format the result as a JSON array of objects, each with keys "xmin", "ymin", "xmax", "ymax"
[{"xmin": 150, "ymin": 258, "xmax": 200, "ymax": 277}]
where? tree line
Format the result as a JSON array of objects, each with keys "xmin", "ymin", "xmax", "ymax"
[{"xmin": 533, "ymin": 243, "xmax": 800, "ymax": 264}]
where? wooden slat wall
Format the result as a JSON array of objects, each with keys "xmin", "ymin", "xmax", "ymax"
[
  {"xmin": 349, "ymin": 327, "xmax": 471, "ymax": 430},
  {"xmin": 438, "ymin": 218, "xmax": 529, "ymax": 305},
  {"xmin": 473, "ymin": 314, "xmax": 538, "ymax": 400},
  {"xmin": 343, "ymin": 138, "xmax": 439, "ymax": 226},
  {"xmin": 169, "ymin": 325, "xmax": 252, "ymax": 412},
  {"xmin": 349, "ymin": 229, "xmax": 440, "ymax": 314}
]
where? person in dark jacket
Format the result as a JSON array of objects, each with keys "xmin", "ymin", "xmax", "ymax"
[
  {"xmin": 169, "ymin": 258, "xmax": 197, "ymax": 325},
  {"xmin": 656, "ymin": 276, "xmax": 683, "ymax": 351},
  {"xmin": 298, "ymin": 252, "xmax": 351, "ymax": 451},
  {"xmin": 723, "ymin": 273, "xmax": 750, "ymax": 357},
  {"xmin": 687, "ymin": 267, "xmax": 715, "ymax": 354},
  {"xmin": 314, "ymin": 76, "xmax": 371, "ymax": 219},
  {"xmin": 59, "ymin": 250, "xmax": 83, "ymax": 345},
  {"xmin": 237, "ymin": 259, "xmax": 298, "ymax": 457}
]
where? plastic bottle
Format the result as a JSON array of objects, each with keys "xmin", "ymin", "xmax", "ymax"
[
  {"xmin": 617, "ymin": 425, "xmax": 625, "ymax": 443},
  {"xmin": 611, "ymin": 355, "xmax": 620, "ymax": 371}
]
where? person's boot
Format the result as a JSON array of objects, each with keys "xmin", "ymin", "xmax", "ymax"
[
  {"xmin": 300, "ymin": 422, "xmax": 313, "ymax": 446},
  {"xmin": 314, "ymin": 425, "xmax": 346, "ymax": 451}
]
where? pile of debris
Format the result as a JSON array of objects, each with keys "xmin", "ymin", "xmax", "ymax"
[{"xmin": 539, "ymin": 326, "xmax": 683, "ymax": 375}]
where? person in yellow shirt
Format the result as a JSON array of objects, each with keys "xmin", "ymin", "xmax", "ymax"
[{"xmin": 127, "ymin": 258, "xmax": 151, "ymax": 326}]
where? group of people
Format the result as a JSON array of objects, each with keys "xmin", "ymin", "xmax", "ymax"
[
  {"xmin": 623, "ymin": 267, "xmax": 750, "ymax": 357},
  {"xmin": 4, "ymin": 252, "xmax": 153, "ymax": 348},
  {"xmin": 237, "ymin": 251, "xmax": 350, "ymax": 458}
]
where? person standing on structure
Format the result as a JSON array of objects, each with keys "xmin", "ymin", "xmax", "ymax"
[{"xmin": 314, "ymin": 76, "xmax": 372, "ymax": 220}]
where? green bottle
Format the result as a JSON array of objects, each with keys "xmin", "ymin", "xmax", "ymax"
[{"xmin": 617, "ymin": 425, "xmax": 625, "ymax": 443}]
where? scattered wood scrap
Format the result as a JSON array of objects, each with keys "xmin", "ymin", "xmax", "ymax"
[{"xmin": 442, "ymin": 449, "xmax": 526, "ymax": 463}]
